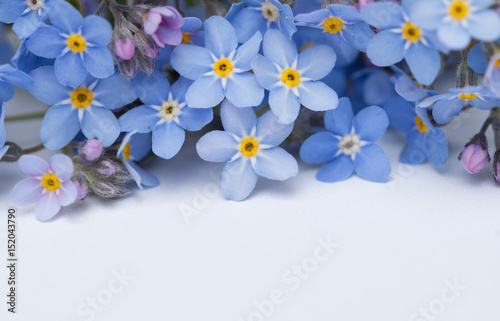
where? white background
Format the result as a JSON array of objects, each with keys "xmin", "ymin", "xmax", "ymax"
[{"xmin": 1, "ymin": 89, "xmax": 499, "ymax": 321}]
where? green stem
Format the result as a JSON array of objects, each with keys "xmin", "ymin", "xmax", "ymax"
[{"xmin": 5, "ymin": 112, "xmax": 46, "ymax": 122}]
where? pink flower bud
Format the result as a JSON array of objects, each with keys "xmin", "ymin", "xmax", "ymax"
[
  {"xmin": 143, "ymin": 6, "xmax": 184, "ymax": 47},
  {"xmin": 114, "ymin": 38, "xmax": 135, "ymax": 60},
  {"xmin": 460, "ymin": 144, "xmax": 489, "ymax": 174},
  {"xmin": 81, "ymin": 139, "xmax": 103, "ymax": 161},
  {"xmin": 495, "ymin": 161, "xmax": 500, "ymax": 182},
  {"xmin": 97, "ymin": 160, "xmax": 116, "ymax": 176},
  {"xmin": 73, "ymin": 180, "xmax": 88, "ymax": 200}
]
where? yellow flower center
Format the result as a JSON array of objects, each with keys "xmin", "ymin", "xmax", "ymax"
[
  {"xmin": 67, "ymin": 34, "xmax": 86, "ymax": 53},
  {"xmin": 402, "ymin": 22, "xmax": 421, "ymax": 42},
  {"xmin": 122, "ymin": 143, "xmax": 131, "ymax": 161},
  {"xmin": 181, "ymin": 32, "xmax": 192, "ymax": 44},
  {"xmin": 449, "ymin": 1, "xmax": 468, "ymax": 20},
  {"xmin": 281, "ymin": 68, "xmax": 300, "ymax": 87},
  {"xmin": 214, "ymin": 58, "xmax": 233, "ymax": 77},
  {"xmin": 458, "ymin": 93, "xmax": 477, "ymax": 100},
  {"xmin": 42, "ymin": 173, "xmax": 61, "ymax": 191},
  {"xmin": 71, "ymin": 88, "xmax": 93, "ymax": 108},
  {"xmin": 240, "ymin": 137, "xmax": 259, "ymax": 157},
  {"xmin": 415, "ymin": 116, "xmax": 428, "ymax": 133},
  {"xmin": 323, "ymin": 17, "xmax": 343, "ymax": 34},
  {"xmin": 495, "ymin": 58, "xmax": 500, "ymax": 67}
]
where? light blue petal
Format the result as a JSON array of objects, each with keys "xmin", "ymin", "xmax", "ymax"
[
  {"xmin": 181, "ymin": 17, "xmax": 202, "ymax": 32},
  {"xmin": 48, "ymin": 0, "xmax": 83, "ymax": 35},
  {"xmin": 255, "ymin": 110, "xmax": 294, "ymax": 146},
  {"xmin": 408, "ymin": 0, "xmax": 444, "ymax": 30},
  {"xmin": 468, "ymin": 10, "xmax": 500, "ymax": 42},
  {"xmin": 221, "ymin": 100, "xmax": 257, "ymax": 137},
  {"xmin": 322, "ymin": 33, "xmax": 359, "ymax": 66},
  {"xmin": 297, "ymin": 44, "xmax": 336, "ymax": 80},
  {"xmin": 132, "ymin": 70, "xmax": 169, "ymax": 106},
  {"xmin": 405, "ymin": 42, "xmax": 440, "ymax": 86},
  {"xmin": 34, "ymin": 192, "xmax": 61, "ymax": 221},
  {"xmin": 40, "ymin": 105, "xmax": 80, "ymax": 150},
  {"xmin": 119, "ymin": 106, "xmax": 159, "ymax": 133},
  {"xmin": 354, "ymin": 144, "xmax": 391, "ymax": 182},
  {"xmin": 230, "ymin": 8, "xmax": 266, "ymax": 44},
  {"xmin": 328, "ymin": 4, "xmax": 363, "ymax": 23},
  {"xmin": 394, "ymin": 74, "xmax": 427, "ymax": 102},
  {"xmin": 152, "ymin": 122, "xmax": 185, "ymax": 159},
  {"xmin": 298, "ymin": 81, "xmax": 339, "ymax": 111},
  {"xmin": 81, "ymin": 107, "xmax": 120, "ymax": 147},
  {"xmin": 171, "ymin": 76, "xmax": 192, "ymax": 102},
  {"xmin": 400, "ymin": 136, "xmax": 427, "ymax": 165},
  {"xmin": 342, "ymin": 21, "xmax": 375, "ymax": 52},
  {"xmin": 0, "ymin": 146, "xmax": 8, "ymax": 159},
  {"xmin": 0, "ymin": 82, "xmax": 14, "ymax": 102},
  {"xmin": 268, "ymin": 86, "xmax": 300, "ymax": 124},
  {"xmin": 93, "ymin": 71, "xmax": 137, "ymax": 110},
  {"xmin": 324, "ymin": 97, "xmax": 353, "ymax": 136},
  {"xmin": 233, "ymin": 31, "xmax": 262, "ymax": 70},
  {"xmin": 366, "ymin": 30, "xmax": 404, "ymax": 66},
  {"xmin": 225, "ymin": 72, "xmax": 265, "ymax": 108},
  {"xmin": 254, "ymin": 147, "xmax": 298, "ymax": 180},
  {"xmin": 83, "ymin": 46, "xmax": 114, "ymax": 79},
  {"xmin": 250, "ymin": 54, "xmax": 280, "ymax": 90},
  {"xmin": 278, "ymin": 4, "xmax": 298, "ymax": 39},
  {"xmin": 354, "ymin": 106, "xmax": 388, "ymax": 142},
  {"xmin": 437, "ymin": 22, "xmax": 470, "ymax": 50},
  {"xmin": 196, "ymin": 130, "xmax": 238, "ymax": 162},
  {"xmin": 129, "ymin": 161, "xmax": 159, "ymax": 187},
  {"xmin": 294, "ymin": 9, "xmax": 330, "ymax": 27},
  {"xmin": 54, "ymin": 52, "xmax": 87, "ymax": 87},
  {"xmin": 1, "ymin": 68, "xmax": 33, "ymax": 90},
  {"xmin": 0, "ymin": 104, "xmax": 5, "ymax": 146},
  {"xmin": 467, "ymin": 43, "xmax": 488, "ymax": 74},
  {"xmin": 221, "ymin": 157, "xmax": 258, "ymax": 201},
  {"xmin": 49, "ymin": 154, "xmax": 74, "ymax": 181},
  {"xmin": 0, "ymin": 0, "xmax": 25, "ymax": 23},
  {"xmin": 13, "ymin": 11, "xmax": 43, "ymax": 39},
  {"xmin": 316, "ymin": 155, "xmax": 354, "ymax": 183},
  {"xmin": 26, "ymin": 26, "xmax": 66, "ymax": 58},
  {"xmin": 18, "ymin": 154, "xmax": 49, "ymax": 176},
  {"xmin": 170, "ymin": 44, "xmax": 213, "ymax": 80},
  {"xmin": 178, "ymin": 106, "xmax": 213, "ymax": 131},
  {"xmin": 11, "ymin": 178, "xmax": 43, "ymax": 206},
  {"xmin": 185, "ymin": 76, "xmax": 224, "ymax": 108},
  {"xmin": 204, "ymin": 15, "xmax": 238, "ymax": 58},
  {"xmin": 82, "ymin": 15, "xmax": 112, "ymax": 46},
  {"xmin": 432, "ymin": 98, "xmax": 463, "ymax": 124},
  {"xmin": 263, "ymin": 29, "xmax": 298, "ymax": 68},
  {"xmin": 300, "ymin": 131, "xmax": 339, "ymax": 164},
  {"xmin": 360, "ymin": 2, "xmax": 404, "ymax": 29},
  {"xmin": 425, "ymin": 128, "xmax": 448, "ymax": 167},
  {"xmin": 472, "ymin": 0, "xmax": 496, "ymax": 10}
]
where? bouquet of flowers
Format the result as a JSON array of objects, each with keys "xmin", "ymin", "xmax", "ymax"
[{"xmin": 1, "ymin": 0, "xmax": 500, "ymax": 221}]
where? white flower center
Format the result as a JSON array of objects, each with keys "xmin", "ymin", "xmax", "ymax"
[
  {"xmin": 26, "ymin": 0, "xmax": 44, "ymax": 11},
  {"xmin": 261, "ymin": 1, "xmax": 279, "ymax": 22},
  {"xmin": 339, "ymin": 134, "xmax": 361, "ymax": 155},
  {"xmin": 159, "ymin": 100, "xmax": 182, "ymax": 122}
]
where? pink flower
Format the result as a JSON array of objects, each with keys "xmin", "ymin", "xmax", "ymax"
[
  {"xmin": 143, "ymin": 6, "xmax": 184, "ymax": 48},
  {"xmin": 11, "ymin": 155, "xmax": 77, "ymax": 221}
]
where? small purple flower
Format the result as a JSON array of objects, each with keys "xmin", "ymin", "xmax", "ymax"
[
  {"xmin": 143, "ymin": 6, "xmax": 184, "ymax": 48},
  {"xmin": 81, "ymin": 138, "xmax": 103, "ymax": 161},
  {"xmin": 11, "ymin": 154, "xmax": 77, "ymax": 221},
  {"xmin": 460, "ymin": 143, "xmax": 489, "ymax": 174}
]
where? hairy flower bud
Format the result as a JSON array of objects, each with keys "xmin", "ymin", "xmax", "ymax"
[
  {"xmin": 96, "ymin": 160, "xmax": 116, "ymax": 176},
  {"xmin": 73, "ymin": 179, "xmax": 88, "ymax": 200},
  {"xmin": 114, "ymin": 38, "xmax": 135, "ymax": 60}
]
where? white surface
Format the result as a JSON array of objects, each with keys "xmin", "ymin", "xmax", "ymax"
[{"xmin": 1, "ymin": 90, "xmax": 500, "ymax": 321}]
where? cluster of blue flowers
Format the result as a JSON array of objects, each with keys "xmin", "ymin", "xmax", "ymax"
[{"xmin": 2, "ymin": 0, "xmax": 500, "ymax": 221}]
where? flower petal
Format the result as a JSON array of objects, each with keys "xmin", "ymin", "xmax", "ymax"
[
  {"xmin": 35, "ymin": 192, "xmax": 61, "ymax": 222},
  {"xmin": 29, "ymin": 66, "xmax": 71, "ymax": 105},
  {"xmin": 92, "ymin": 71, "xmax": 137, "ymax": 109},
  {"xmin": 300, "ymin": 131, "xmax": 339, "ymax": 164},
  {"xmin": 250, "ymin": 54, "xmax": 280, "ymax": 90},
  {"xmin": 11, "ymin": 178, "xmax": 43, "ymax": 206},
  {"xmin": 405, "ymin": 42, "xmax": 440, "ymax": 86},
  {"xmin": 220, "ymin": 100, "xmax": 257, "ymax": 137},
  {"xmin": 185, "ymin": 75, "xmax": 224, "ymax": 108},
  {"xmin": 354, "ymin": 144, "xmax": 391, "ymax": 183},
  {"xmin": 324, "ymin": 97, "xmax": 353, "ymax": 136},
  {"xmin": 268, "ymin": 86, "xmax": 300, "ymax": 124},
  {"xmin": 298, "ymin": 80, "xmax": 339, "ymax": 111},
  {"xmin": 177, "ymin": 106, "xmax": 213, "ymax": 131},
  {"xmin": 48, "ymin": 0, "xmax": 83, "ymax": 34},
  {"xmin": 119, "ymin": 105, "xmax": 159, "ymax": 133},
  {"xmin": 254, "ymin": 147, "xmax": 298, "ymax": 180},
  {"xmin": 81, "ymin": 107, "xmax": 120, "ymax": 147},
  {"xmin": 256, "ymin": 110, "xmax": 294, "ymax": 146},
  {"xmin": 152, "ymin": 122, "xmax": 185, "ymax": 159},
  {"xmin": 58, "ymin": 181, "xmax": 77, "ymax": 206},
  {"xmin": 297, "ymin": 44, "xmax": 336, "ymax": 80},
  {"xmin": 366, "ymin": 30, "xmax": 404, "ymax": 66},
  {"xmin": 437, "ymin": 22, "xmax": 470, "ymax": 50},
  {"xmin": 26, "ymin": 26, "xmax": 66, "ymax": 58},
  {"xmin": 221, "ymin": 157, "xmax": 258, "ymax": 201},
  {"xmin": 360, "ymin": 2, "xmax": 404, "ymax": 29},
  {"xmin": 49, "ymin": 154, "xmax": 73, "ymax": 181},
  {"xmin": 225, "ymin": 72, "xmax": 265, "ymax": 108},
  {"xmin": 263, "ymin": 29, "xmax": 298, "ymax": 68},
  {"xmin": 55, "ymin": 52, "xmax": 87, "ymax": 87},
  {"xmin": 354, "ymin": 106, "xmax": 389, "ymax": 142},
  {"xmin": 204, "ymin": 15, "xmax": 238, "ymax": 58},
  {"xmin": 432, "ymin": 98, "xmax": 463, "ymax": 124},
  {"xmin": 40, "ymin": 105, "xmax": 81, "ymax": 150},
  {"xmin": 82, "ymin": 15, "xmax": 112, "ymax": 46},
  {"xmin": 196, "ymin": 130, "xmax": 238, "ymax": 162},
  {"xmin": 170, "ymin": 44, "xmax": 213, "ymax": 80},
  {"xmin": 83, "ymin": 46, "xmax": 114, "ymax": 79},
  {"xmin": 233, "ymin": 31, "xmax": 262, "ymax": 70},
  {"xmin": 316, "ymin": 155, "xmax": 354, "ymax": 183},
  {"xmin": 468, "ymin": 10, "xmax": 500, "ymax": 42}
]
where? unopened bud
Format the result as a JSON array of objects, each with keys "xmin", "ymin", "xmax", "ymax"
[
  {"xmin": 96, "ymin": 160, "xmax": 116, "ymax": 176},
  {"xmin": 114, "ymin": 38, "xmax": 135, "ymax": 60},
  {"xmin": 81, "ymin": 138, "xmax": 103, "ymax": 161},
  {"xmin": 458, "ymin": 133, "xmax": 490, "ymax": 174}
]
